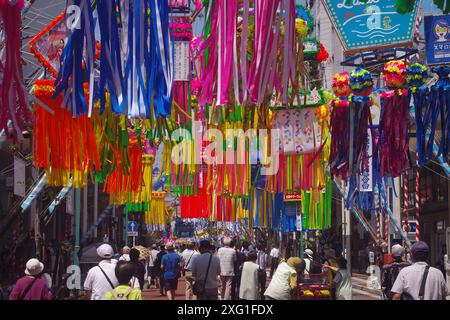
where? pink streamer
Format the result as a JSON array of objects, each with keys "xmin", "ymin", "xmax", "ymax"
[{"xmin": 0, "ymin": 0, "xmax": 31, "ymax": 142}]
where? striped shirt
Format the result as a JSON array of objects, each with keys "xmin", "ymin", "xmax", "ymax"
[{"xmin": 218, "ymin": 247, "xmax": 236, "ymax": 276}]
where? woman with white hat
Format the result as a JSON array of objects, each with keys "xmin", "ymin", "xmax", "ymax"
[{"xmin": 9, "ymin": 258, "xmax": 52, "ymax": 300}]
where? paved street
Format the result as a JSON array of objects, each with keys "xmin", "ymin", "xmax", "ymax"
[{"xmin": 141, "ymin": 274, "xmax": 382, "ymax": 300}]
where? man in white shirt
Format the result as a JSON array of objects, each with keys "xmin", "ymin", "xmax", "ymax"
[
  {"xmin": 84, "ymin": 244, "xmax": 119, "ymax": 300},
  {"xmin": 257, "ymin": 246, "xmax": 269, "ymax": 300},
  {"xmin": 119, "ymin": 246, "xmax": 130, "ymax": 262},
  {"xmin": 181, "ymin": 241, "xmax": 200, "ymax": 300},
  {"xmin": 270, "ymin": 246, "xmax": 280, "ymax": 278},
  {"xmin": 217, "ymin": 237, "xmax": 236, "ymax": 300},
  {"xmin": 392, "ymin": 241, "xmax": 448, "ymax": 300},
  {"xmin": 147, "ymin": 244, "xmax": 160, "ymax": 288}
]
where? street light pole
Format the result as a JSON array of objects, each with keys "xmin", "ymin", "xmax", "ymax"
[{"xmin": 73, "ymin": 188, "xmax": 81, "ymax": 267}]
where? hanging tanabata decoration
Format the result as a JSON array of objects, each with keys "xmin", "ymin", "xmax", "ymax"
[
  {"xmin": 407, "ymin": 63, "xmax": 429, "ymax": 166},
  {"xmin": 346, "ymin": 68, "xmax": 374, "ymax": 209},
  {"xmin": 0, "ymin": 0, "xmax": 32, "ymax": 142},
  {"xmin": 329, "ymin": 72, "xmax": 352, "ymax": 179},
  {"xmin": 378, "ymin": 60, "xmax": 410, "ymax": 178}
]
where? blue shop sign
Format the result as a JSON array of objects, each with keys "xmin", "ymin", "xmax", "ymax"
[
  {"xmin": 322, "ymin": 0, "xmax": 419, "ymax": 52},
  {"xmin": 424, "ymin": 15, "xmax": 450, "ymax": 65}
]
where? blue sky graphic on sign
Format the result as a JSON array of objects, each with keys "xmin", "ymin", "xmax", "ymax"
[
  {"xmin": 322, "ymin": 0, "xmax": 419, "ymax": 52},
  {"xmin": 424, "ymin": 15, "xmax": 450, "ymax": 65}
]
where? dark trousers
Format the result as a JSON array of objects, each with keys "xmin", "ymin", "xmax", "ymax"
[
  {"xmin": 159, "ymin": 274, "xmax": 165, "ymax": 295},
  {"xmin": 232, "ymin": 273, "xmax": 241, "ymax": 300},
  {"xmin": 270, "ymin": 258, "xmax": 279, "ymax": 278},
  {"xmin": 258, "ymin": 270, "xmax": 267, "ymax": 300}
]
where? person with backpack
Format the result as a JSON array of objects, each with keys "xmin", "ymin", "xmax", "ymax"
[
  {"xmin": 84, "ymin": 244, "xmax": 119, "ymax": 300},
  {"xmin": 9, "ymin": 258, "xmax": 52, "ymax": 300},
  {"xmin": 104, "ymin": 261, "xmax": 142, "ymax": 300},
  {"xmin": 161, "ymin": 243, "xmax": 181, "ymax": 300},
  {"xmin": 381, "ymin": 244, "xmax": 410, "ymax": 300},
  {"xmin": 391, "ymin": 241, "xmax": 448, "ymax": 300}
]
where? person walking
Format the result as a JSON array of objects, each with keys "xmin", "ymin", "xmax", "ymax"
[
  {"xmin": 83, "ymin": 244, "xmax": 119, "ymax": 300},
  {"xmin": 191, "ymin": 240, "xmax": 221, "ymax": 300},
  {"xmin": 269, "ymin": 245, "xmax": 280, "ymax": 278},
  {"xmin": 381, "ymin": 244, "xmax": 411, "ymax": 300},
  {"xmin": 264, "ymin": 257, "xmax": 301, "ymax": 300},
  {"xmin": 129, "ymin": 248, "xmax": 146, "ymax": 290},
  {"xmin": 322, "ymin": 247, "xmax": 338, "ymax": 296},
  {"xmin": 391, "ymin": 241, "xmax": 448, "ymax": 300},
  {"xmin": 104, "ymin": 261, "xmax": 142, "ymax": 300},
  {"xmin": 256, "ymin": 245, "xmax": 269, "ymax": 300},
  {"xmin": 217, "ymin": 237, "xmax": 236, "ymax": 300},
  {"xmin": 161, "ymin": 243, "xmax": 181, "ymax": 300},
  {"xmin": 232, "ymin": 244, "xmax": 246, "ymax": 300},
  {"xmin": 154, "ymin": 245, "xmax": 167, "ymax": 296},
  {"xmin": 239, "ymin": 251, "xmax": 259, "ymax": 300},
  {"xmin": 9, "ymin": 258, "xmax": 52, "ymax": 300},
  {"xmin": 119, "ymin": 246, "xmax": 131, "ymax": 262},
  {"xmin": 329, "ymin": 257, "xmax": 352, "ymax": 300},
  {"xmin": 147, "ymin": 244, "xmax": 160, "ymax": 288},
  {"xmin": 181, "ymin": 241, "xmax": 199, "ymax": 300}
]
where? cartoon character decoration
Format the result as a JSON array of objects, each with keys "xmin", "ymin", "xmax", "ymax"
[
  {"xmin": 377, "ymin": 61, "xmax": 410, "ymax": 178},
  {"xmin": 329, "ymin": 72, "xmax": 352, "ymax": 179}
]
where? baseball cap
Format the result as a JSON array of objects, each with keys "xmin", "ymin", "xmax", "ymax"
[
  {"xmin": 411, "ymin": 241, "xmax": 429, "ymax": 256},
  {"xmin": 97, "ymin": 244, "xmax": 114, "ymax": 259}
]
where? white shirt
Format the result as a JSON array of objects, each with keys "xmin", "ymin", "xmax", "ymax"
[
  {"xmin": 270, "ymin": 248, "xmax": 280, "ymax": 259},
  {"xmin": 257, "ymin": 251, "xmax": 269, "ymax": 270},
  {"xmin": 391, "ymin": 262, "xmax": 448, "ymax": 300},
  {"xmin": 84, "ymin": 260, "xmax": 119, "ymax": 300},
  {"xmin": 119, "ymin": 254, "xmax": 130, "ymax": 262},
  {"xmin": 182, "ymin": 249, "xmax": 199, "ymax": 271},
  {"xmin": 218, "ymin": 247, "xmax": 237, "ymax": 276},
  {"xmin": 264, "ymin": 262, "xmax": 296, "ymax": 300},
  {"xmin": 148, "ymin": 249, "xmax": 159, "ymax": 267},
  {"xmin": 239, "ymin": 261, "xmax": 259, "ymax": 300}
]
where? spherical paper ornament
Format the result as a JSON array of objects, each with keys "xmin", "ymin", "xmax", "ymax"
[
  {"xmin": 383, "ymin": 60, "xmax": 407, "ymax": 88},
  {"xmin": 350, "ymin": 68, "xmax": 374, "ymax": 96},
  {"xmin": 407, "ymin": 63, "xmax": 428, "ymax": 88},
  {"xmin": 332, "ymin": 72, "xmax": 351, "ymax": 98}
]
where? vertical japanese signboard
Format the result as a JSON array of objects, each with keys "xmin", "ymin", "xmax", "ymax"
[{"xmin": 424, "ymin": 14, "xmax": 450, "ymax": 65}]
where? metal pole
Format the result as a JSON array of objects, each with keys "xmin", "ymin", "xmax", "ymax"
[
  {"xmin": 94, "ymin": 181, "xmax": 98, "ymax": 239},
  {"xmin": 73, "ymin": 188, "xmax": 81, "ymax": 267},
  {"xmin": 124, "ymin": 206, "xmax": 128, "ymax": 246}
]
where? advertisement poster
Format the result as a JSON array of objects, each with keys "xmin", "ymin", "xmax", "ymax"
[{"xmin": 425, "ymin": 14, "xmax": 450, "ymax": 65}]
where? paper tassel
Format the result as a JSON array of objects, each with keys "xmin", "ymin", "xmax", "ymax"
[{"xmin": 0, "ymin": 0, "xmax": 32, "ymax": 142}]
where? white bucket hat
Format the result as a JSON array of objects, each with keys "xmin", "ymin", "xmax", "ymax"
[{"xmin": 25, "ymin": 258, "xmax": 44, "ymax": 276}]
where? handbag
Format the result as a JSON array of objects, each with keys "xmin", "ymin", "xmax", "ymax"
[
  {"xmin": 401, "ymin": 265, "xmax": 430, "ymax": 300},
  {"xmin": 192, "ymin": 253, "xmax": 213, "ymax": 296}
]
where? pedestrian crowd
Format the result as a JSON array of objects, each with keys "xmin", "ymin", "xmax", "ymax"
[{"xmin": 3, "ymin": 238, "xmax": 449, "ymax": 300}]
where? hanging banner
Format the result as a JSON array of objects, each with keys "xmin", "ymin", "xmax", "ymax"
[
  {"xmin": 424, "ymin": 14, "xmax": 450, "ymax": 65},
  {"xmin": 21, "ymin": 174, "xmax": 46, "ymax": 211},
  {"xmin": 48, "ymin": 178, "xmax": 73, "ymax": 214},
  {"xmin": 321, "ymin": 0, "xmax": 419, "ymax": 53},
  {"xmin": 14, "ymin": 156, "xmax": 26, "ymax": 197}
]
